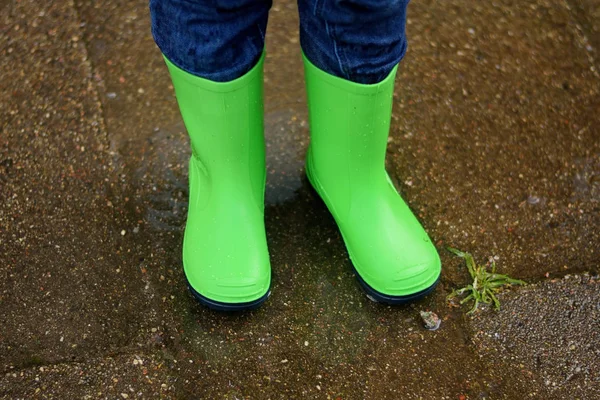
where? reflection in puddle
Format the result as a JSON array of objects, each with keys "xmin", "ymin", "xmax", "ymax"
[
  {"xmin": 264, "ymin": 109, "xmax": 309, "ymax": 205},
  {"xmin": 132, "ymin": 123, "xmax": 189, "ymax": 232}
]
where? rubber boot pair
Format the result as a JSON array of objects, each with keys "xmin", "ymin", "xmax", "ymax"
[{"xmin": 164, "ymin": 53, "xmax": 441, "ymax": 311}]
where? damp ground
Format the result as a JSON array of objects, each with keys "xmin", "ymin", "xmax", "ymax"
[{"xmin": 1, "ymin": 0, "xmax": 599, "ymax": 398}]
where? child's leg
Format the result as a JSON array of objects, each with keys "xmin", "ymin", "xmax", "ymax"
[
  {"xmin": 150, "ymin": 0, "xmax": 271, "ymax": 82},
  {"xmin": 298, "ymin": 0, "xmax": 441, "ymax": 303},
  {"xmin": 298, "ymin": 0, "xmax": 409, "ymax": 84},
  {"xmin": 150, "ymin": 0, "xmax": 272, "ymax": 311}
]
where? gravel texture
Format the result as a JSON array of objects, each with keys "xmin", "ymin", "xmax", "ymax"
[{"xmin": 471, "ymin": 274, "xmax": 600, "ymax": 399}]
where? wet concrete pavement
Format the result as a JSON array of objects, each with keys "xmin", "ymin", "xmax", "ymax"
[{"xmin": 1, "ymin": 0, "xmax": 599, "ymax": 398}]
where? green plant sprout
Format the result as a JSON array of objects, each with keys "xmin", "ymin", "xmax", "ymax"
[{"xmin": 447, "ymin": 247, "xmax": 527, "ymax": 314}]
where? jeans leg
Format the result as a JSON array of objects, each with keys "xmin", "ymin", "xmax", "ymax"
[
  {"xmin": 150, "ymin": 0, "xmax": 272, "ymax": 82},
  {"xmin": 298, "ymin": 0, "xmax": 410, "ymax": 84}
]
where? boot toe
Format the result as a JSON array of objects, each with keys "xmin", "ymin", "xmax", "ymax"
[{"xmin": 353, "ymin": 251, "xmax": 441, "ymax": 300}]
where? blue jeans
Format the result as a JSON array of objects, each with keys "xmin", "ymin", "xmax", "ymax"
[{"xmin": 150, "ymin": 0, "xmax": 409, "ymax": 84}]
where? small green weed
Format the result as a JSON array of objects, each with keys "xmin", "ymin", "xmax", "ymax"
[{"xmin": 447, "ymin": 247, "xmax": 526, "ymax": 314}]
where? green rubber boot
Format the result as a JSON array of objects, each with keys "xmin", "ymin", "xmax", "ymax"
[
  {"xmin": 303, "ymin": 54, "xmax": 441, "ymax": 303},
  {"xmin": 164, "ymin": 53, "xmax": 271, "ymax": 311}
]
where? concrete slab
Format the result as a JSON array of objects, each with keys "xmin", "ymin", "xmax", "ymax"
[
  {"xmin": 396, "ymin": 0, "xmax": 600, "ymax": 283},
  {"xmin": 1, "ymin": 0, "xmax": 160, "ymax": 369}
]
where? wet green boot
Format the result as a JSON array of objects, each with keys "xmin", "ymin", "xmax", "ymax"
[
  {"xmin": 303, "ymin": 54, "xmax": 441, "ymax": 303},
  {"xmin": 164, "ymin": 53, "xmax": 270, "ymax": 311}
]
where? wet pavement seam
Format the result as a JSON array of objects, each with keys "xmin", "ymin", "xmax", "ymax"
[
  {"xmin": 70, "ymin": 0, "xmax": 112, "ymax": 145},
  {"xmin": 4, "ymin": 347, "xmax": 151, "ymax": 375}
]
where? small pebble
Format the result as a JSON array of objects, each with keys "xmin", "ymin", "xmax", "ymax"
[
  {"xmin": 420, "ymin": 311, "xmax": 441, "ymax": 331},
  {"xmin": 527, "ymin": 195, "xmax": 540, "ymax": 205}
]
